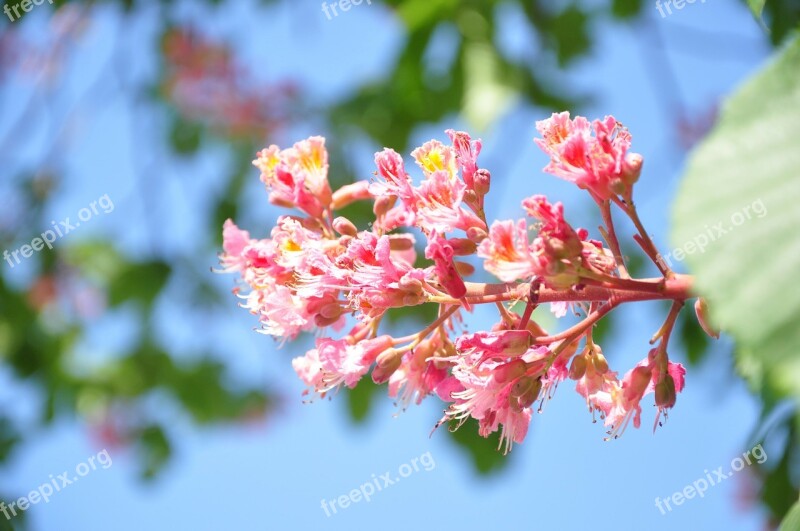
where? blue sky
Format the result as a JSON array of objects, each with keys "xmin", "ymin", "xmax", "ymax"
[{"xmin": 0, "ymin": 1, "xmax": 776, "ymax": 530}]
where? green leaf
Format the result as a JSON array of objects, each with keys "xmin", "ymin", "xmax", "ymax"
[
  {"xmin": 345, "ymin": 377, "xmax": 381, "ymax": 423},
  {"xmin": 393, "ymin": 0, "xmax": 459, "ymax": 32},
  {"xmin": 169, "ymin": 116, "xmax": 204, "ymax": 156},
  {"xmin": 677, "ymin": 309, "xmax": 710, "ymax": 365},
  {"xmin": 462, "ymin": 42, "xmax": 516, "ymax": 132},
  {"xmin": 447, "ymin": 417, "xmax": 510, "ymax": 474},
  {"xmin": 108, "ymin": 261, "xmax": 171, "ymax": 309},
  {"xmin": 611, "ymin": 0, "xmax": 644, "ymax": 19},
  {"xmin": 779, "ymin": 496, "xmax": 800, "ymax": 530},
  {"xmin": 747, "ymin": 0, "xmax": 766, "ymax": 18},
  {"xmin": 671, "ymin": 37, "xmax": 800, "ymax": 375},
  {"xmin": 137, "ymin": 424, "xmax": 172, "ymax": 479}
]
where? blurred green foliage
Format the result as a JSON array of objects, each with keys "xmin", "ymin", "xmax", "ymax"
[{"xmin": 672, "ymin": 34, "xmax": 800, "ymax": 526}]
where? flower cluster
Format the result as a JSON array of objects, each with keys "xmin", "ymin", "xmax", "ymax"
[
  {"xmin": 161, "ymin": 27, "xmax": 296, "ymax": 139},
  {"xmin": 220, "ymin": 112, "xmax": 706, "ymax": 453}
]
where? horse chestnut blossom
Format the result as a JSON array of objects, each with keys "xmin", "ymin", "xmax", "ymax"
[{"xmin": 219, "ymin": 112, "xmax": 709, "ymax": 453}]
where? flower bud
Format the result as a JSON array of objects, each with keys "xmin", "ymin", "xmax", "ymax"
[
  {"xmin": 591, "ymin": 351, "xmax": 609, "ymax": 374},
  {"xmin": 448, "ymin": 238, "xmax": 478, "ymax": 256},
  {"xmin": 315, "ymin": 313, "xmax": 342, "ymax": 327},
  {"xmin": 466, "ymin": 226, "xmax": 488, "ymax": 244},
  {"xmin": 499, "ymin": 330, "xmax": 532, "ymax": 356},
  {"xmin": 388, "ymin": 234, "xmax": 415, "ymax": 251},
  {"xmin": 621, "ymin": 152, "xmax": 643, "ymax": 185},
  {"xmin": 511, "ymin": 377, "xmax": 542, "ymax": 409},
  {"xmin": 372, "ymin": 348, "xmax": 403, "ymax": 384},
  {"xmin": 494, "ymin": 359, "xmax": 528, "ymax": 383},
  {"xmin": 454, "ymin": 261, "xmax": 475, "ymax": 276},
  {"xmin": 268, "ymin": 194, "xmax": 295, "ymax": 209},
  {"xmin": 319, "ymin": 302, "xmax": 344, "ymax": 320},
  {"xmin": 569, "ymin": 355, "xmax": 587, "ymax": 380},
  {"xmin": 373, "ymin": 195, "xmax": 396, "ymax": 218},
  {"xmin": 332, "ymin": 216, "xmax": 358, "ymax": 237},
  {"xmin": 694, "ymin": 298, "xmax": 720, "ymax": 339},
  {"xmin": 474, "ymin": 168, "xmax": 491, "ymax": 196},
  {"xmin": 655, "ymin": 374, "xmax": 676, "ymax": 409},
  {"xmin": 331, "ymin": 180, "xmax": 371, "ymax": 210},
  {"xmin": 376, "ymin": 346, "xmax": 401, "ymax": 367}
]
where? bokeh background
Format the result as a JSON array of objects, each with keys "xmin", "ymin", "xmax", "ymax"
[{"xmin": 0, "ymin": 1, "xmax": 798, "ymax": 530}]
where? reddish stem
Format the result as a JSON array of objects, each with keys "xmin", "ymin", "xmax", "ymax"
[{"xmin": 427, "ymin": 274, "xmax": 693, "ymax": 306}]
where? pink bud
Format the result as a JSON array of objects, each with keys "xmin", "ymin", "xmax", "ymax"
[
  {"xmin": 590, "ymin": 351, "xmax": 609, "ymax": 374},
  {"xmin": 362, "ymin": 335, "xmax": 394, "ymax": 363},
  {"xmin": 332, "ymin": 216, "xmax": 358, "ymax": 236},
  {"xmin": 448, "ymin": 238, "xmax": 478, "ymax": 256},
  {"xmin": 373, "ymin": 348, "xmax": 402, "ymax": 384},
  {"xmin": 388, "ymin": 234, "xmax": 415, "ymax": 251},
  {"xmin": 332, "ymin": 181, "xmax": 372, "ymax": 210},
  {"xmin": 694, "ymin": 298, "xmax": 720, "ymax": 339},
  {"xmin": 454, "ymin": 261, "xmax": 475, "ymax": 276},
  {"xmin": 473, "ymin": 169, "xmax": 491, "ymax": 196},
  {"xmin": 466, "ymin": 226, "xmax": 488, "ymax": 243},
  {"xmin": 569, "ymin": 355, "xmax": 587, "ymax": 380},
  {"xmin": 621, "ymin": 153, "xmax": 643, "ymax": 185},
  {"xmin": 494, "ymin": 359, "xmax": 528, "ymax": 383},
  {"xmin": 373, "ymin": 195, "xmax": 396, "ymax": 218}
]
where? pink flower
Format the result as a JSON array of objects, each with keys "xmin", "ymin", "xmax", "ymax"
[
  {"xmin": 293, "ymin": 335, "xmax": 394, "ymax": 396},
  {"xmin": 220, "ymin": 219, "xmax": 254, "ymax": 273},
  {"xmin": 535, "ymin": 112, "xmax": 641, "ymax": 200},
  {"xmin": 388, "ymin": 338, "xmax": 449, "ymax": 408},
  {"xmin": 454, "ymin": 329, "xmax": 532, "ymax": 364},
  {"xmin": 478, "ymin": 219, "xmax": 538, "ymax": 282},
  {"xmin": 446, "ymin": 129, "xmax": 482, "ymax": 188},
  {"xmin": 253, "ymin": 136, "xmax": 333, "ymax": 218},
  {"xmin": 523, "ymin": 195, "xmax": 584, "ymax": 263},
  {"xmin": 572, "ymin": 349, "xmax": 622, "ymax": 424},
  {"xmin": 244, "ymin": 285, "xmax": 314, "ymax": 339},
  {"xmin": 425, "ymin": 233, "xmax": 467, "ymax": 299},
  {"xmin": 550, "ymin": 301, "xmax": 570, "ymax": 318},
  {"xmin": 597, "ymin": 352, "xmax": 686, "ymax": 438},
  {"xmin": 369, "ymin": 148, "xmax": 416, "ymax": 205},
  {"xmin": 342, "ymin": 232, "xmax": 430, "ymax": 317},
  {"xmin": 415, "ymin": 170, "xmax": 485, "ymax": 234},
  {"xmin": 410, "ymin": 139, "xmax": 458, "ymax": 179},
  {"xmin": 438, "ymin": 350, "xmax": 545, "ymax": 453}
]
